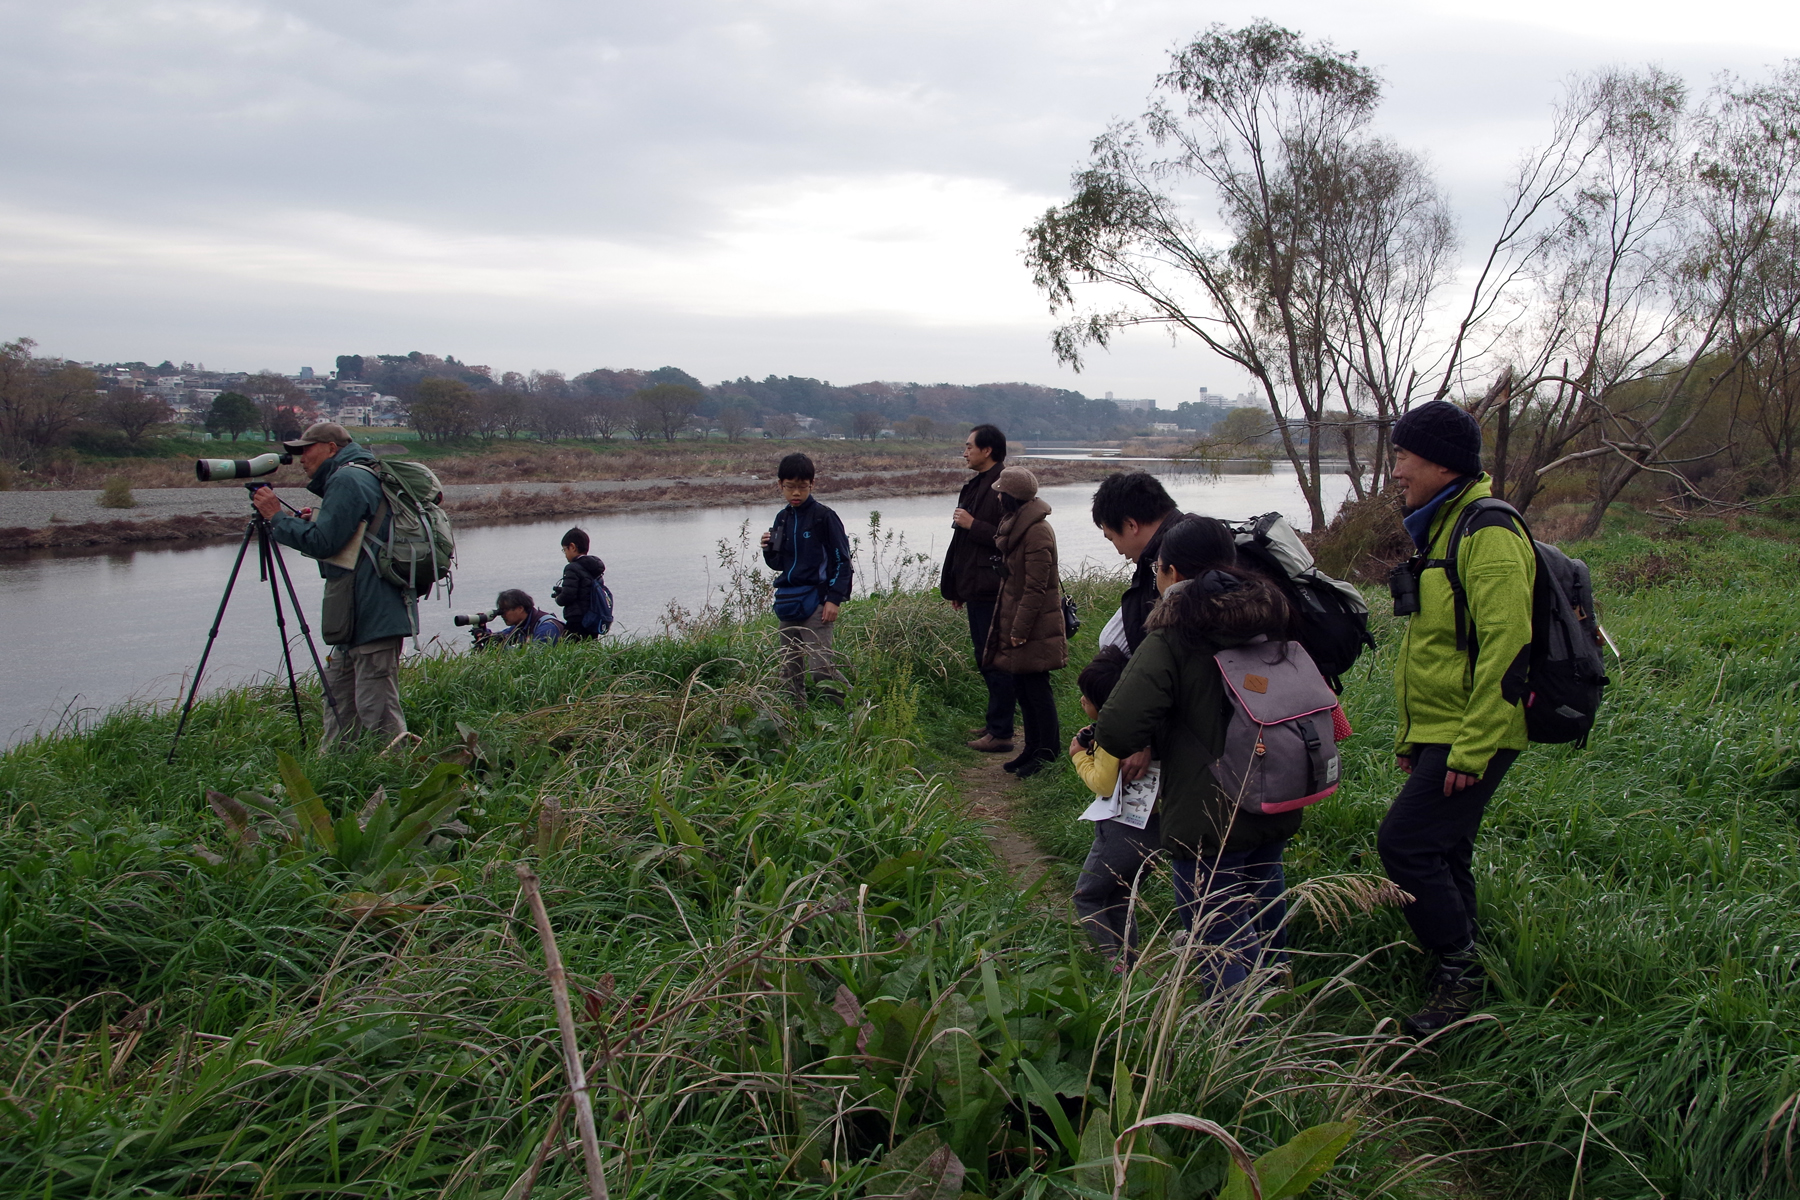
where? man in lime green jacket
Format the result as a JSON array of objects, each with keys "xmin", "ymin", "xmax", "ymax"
[{"xmin": 1379, "ymin": 400, "xmax": 1535, "ymax": 1035}]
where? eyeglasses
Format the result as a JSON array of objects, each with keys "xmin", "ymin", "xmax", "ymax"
[{"xmin": 779, "ymin": 480, "xmax": 812, "ymax": 492}]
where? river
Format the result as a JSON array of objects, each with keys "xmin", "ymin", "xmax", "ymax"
[{"xmin": 0, "ymin": 465, "xmax": 1351, "ymax": 746}]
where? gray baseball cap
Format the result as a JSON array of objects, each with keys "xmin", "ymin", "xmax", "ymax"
[{"xmin": 281, "ymin": 421, "xmax": 353, "ymax": 454}]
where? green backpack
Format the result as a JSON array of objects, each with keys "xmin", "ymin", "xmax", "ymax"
[{"xmin": 353, "ymin": 459, "xmax": 457, "ymax": 596}]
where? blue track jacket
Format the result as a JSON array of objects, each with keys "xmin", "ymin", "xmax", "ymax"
[{"xmin": 762, "ymin": 496, "xmax": 853, "ymax": 608}]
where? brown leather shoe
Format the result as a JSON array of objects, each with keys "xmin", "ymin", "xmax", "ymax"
[{"xmin": 967, "ymin": 733, "xmax": 1015, "ymax": 752}]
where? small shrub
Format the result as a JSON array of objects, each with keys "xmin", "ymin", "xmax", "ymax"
[
  {"xmin": 1605, "ymin": 545, "xmax": 1694, "ymax": 590},
  {"xmin": 1308, "ymin": 488, "xmax": 1406, "ymax": 583},
  {"xmin": 97, "ymin": 476, "xmax": 136, "ymax": 508}
]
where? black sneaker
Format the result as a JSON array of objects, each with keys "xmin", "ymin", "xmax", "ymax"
[{"xmin": 1403, "ymin": 966, "xmax": 1484, "ymax": 1036}]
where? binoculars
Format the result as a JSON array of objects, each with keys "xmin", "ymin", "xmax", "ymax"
[
  {"xmin": 1388, "ymin": 557, "xmax": 1423, "ymax": 616},
  {"xmin": 195, "ymin": 452, "xmax": 292, "ymax": 482}
]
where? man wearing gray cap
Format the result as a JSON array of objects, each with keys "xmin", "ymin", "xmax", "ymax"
[{"xmin": 252, "ymin": 421, "xmax": 417, "ymax": 748}]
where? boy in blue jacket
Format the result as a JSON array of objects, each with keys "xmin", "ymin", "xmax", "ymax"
[{"xmin": 760, "ymin": 453, "xmax": 852, "ymax": 704}]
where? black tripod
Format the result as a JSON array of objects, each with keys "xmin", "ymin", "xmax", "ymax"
[{"xmin": 167, "ymin": 484, "xmax": 336, "ymax": 762}]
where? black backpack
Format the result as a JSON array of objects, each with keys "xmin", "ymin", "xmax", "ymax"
[
  {"xmin": 1436, "ymin": 498, "xmax": 1610, "ymax": 747},
  {"xmin": 1230, "ymin": 512, "xmax": 1377, "ymax": 692},
  {"xmin": 569, "ymin": 567, "xmax": 614, "ymax": 637}
]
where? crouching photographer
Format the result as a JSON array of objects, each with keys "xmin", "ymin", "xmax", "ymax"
[{"xmin": 459, "ymin": 589, "xmax": 564, "ymax": 649}]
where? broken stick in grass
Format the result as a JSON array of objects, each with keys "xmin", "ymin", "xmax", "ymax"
[{"xmin": 516, "ymin": 863, "xmax": 609, "ymax": 1200}]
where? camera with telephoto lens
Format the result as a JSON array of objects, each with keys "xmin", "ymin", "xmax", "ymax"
[
  {"xmin": 1076, "ymin": 725, "xmax": 1096, "ymax": 752},
  {"xmin": 195, "ymin": 452, "xmax": 292, "ymax": 482},
  {"xmin": 455, "ymin": 611, "xmax": 497, "ymax": 649},
  {"xmin": 1388, "ymin": 557, "xmax": 1423, "ymax": 617}
]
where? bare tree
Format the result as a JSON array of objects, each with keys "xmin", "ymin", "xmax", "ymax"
[
  {"xmin": 717, "ymin": 406, "xmax": 750, "ymax": 441},
  {"xmin": 1726, "ymin": 218, "xmax": 1800, "ymax": 488},
  {"xmin": 96, "ymin": 388, "xmax": 173, "ymax": 444},
  {"xmin": 764, "ymin": 412, "xmax": 799, "ymax": 439},
  {"xmin": 635, "ymin": 383, "xmax": 701, "ymax": 441},
  {"xmin": 0, "ymin": 338, "xmax": 96, "ymax": 461},
  {"xmin": 1518, "ymin": 67, "xmax": 1800, "ymax": 532},
  {"xmin": 1027, "ymin": 21, "xmax": 1396, "ymax": 529},
  {"xmin": 851, "ymin": 410, "xmax": 884, "ymax": 440}
]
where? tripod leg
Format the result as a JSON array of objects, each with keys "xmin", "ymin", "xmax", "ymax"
[
  {"xmin": 167, "ymin": 520, "xmax": 257, "ymax": 763},
  {"xmin": 257, "ymin": 522, "xmax": 309, "ymax": 748},
  {"xmin": 265, "ymin": 527, "xmax": 339, "ymax": 721}
]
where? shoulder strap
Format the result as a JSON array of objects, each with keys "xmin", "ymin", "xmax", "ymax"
[{"xmin": 1435, "ymin": 497, "xmax": 1530, "ymax": 676}]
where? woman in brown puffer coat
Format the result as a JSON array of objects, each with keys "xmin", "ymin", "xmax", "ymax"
[{"xmin": 982, "ymin": 466, "xmax": 1067, "ymax": 776}]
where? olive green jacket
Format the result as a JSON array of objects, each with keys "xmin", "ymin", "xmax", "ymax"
[
  {"xmin": 1094, "ymin": 575, "xmax": 1303, "ymax": 856},
  {"xmin": 1395, "ymin": 474, "xmax": 1535, "ymax": 775}
]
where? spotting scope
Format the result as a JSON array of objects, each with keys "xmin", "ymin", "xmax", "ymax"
[{"xmin": 195, "ymin": 452, "xmax": 293, "ymax": 482}]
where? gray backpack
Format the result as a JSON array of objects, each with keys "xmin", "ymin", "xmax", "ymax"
[{"xmin": 1211, "ymin": 638, "xmax": 1342, "ymax": 815}]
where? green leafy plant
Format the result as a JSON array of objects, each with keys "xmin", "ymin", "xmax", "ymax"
[{"xmin": 203, "ymin": 751, "xmax": 469, "ymax": 913}]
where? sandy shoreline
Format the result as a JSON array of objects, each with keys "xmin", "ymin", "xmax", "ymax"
[{"xmin": 0, "ymin": 461, "xmax": 1120, "ymax": 553}]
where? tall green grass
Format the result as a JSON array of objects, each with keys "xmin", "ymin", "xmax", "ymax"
[
  {"xmin": 6, "ymin": 529, "xmax": 1792, "ymax": 1197},
  {"xmin": 0, "ymin": 582, "xmax": 1452, "ymax": 1199},
  {"xmin": 1026, "ymin": 531, "xmax": 1800, "ymax": 1198}
]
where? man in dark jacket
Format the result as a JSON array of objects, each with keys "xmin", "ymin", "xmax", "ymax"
[
  {"xmin": 1091, "ymin": 472, "xmax": 1181, "ymax": 653},
  {"xmin": 760, "ymin": 453, "xmax": 853, "ymax": 704},
  {"xmin": 252, "ymin": 422, "xmax": 417, "ymax": 749},
  {"xmin": 552, "ymin": 526, "xmax": 609, "ymax": 638},
  {"xmin": 941, "ymin": 424, "xmax": 1015, "ymax": 751}
]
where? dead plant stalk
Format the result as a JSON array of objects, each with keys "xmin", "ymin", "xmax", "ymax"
[{"xmin": 516, "ymin": 863, "xmax": 610, "ymax": 1200}]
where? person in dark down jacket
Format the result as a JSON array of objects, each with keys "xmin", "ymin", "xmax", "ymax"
[
  {"xmin": 981, "ymin": 466, "xmax": 1066, "ymax": 777},
  {"xmin": 941, "ymin": 424, "xmax": 1016, "ymax": 753},
  {"xmin": 1094, "ymin": 516, "xmax": 1300, "ymax": 996},
  {"xmin": 552, "ymin": 526, "xmax": 608, "ymax": 639},
  {"xmin": 761, "ymin": 453, "xmax": 853, "ymax": 705},
  {"xmin": 252, "ymin": 422, "xmax": 417, "ymax": 750}
]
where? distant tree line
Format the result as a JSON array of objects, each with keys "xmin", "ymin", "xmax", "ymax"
[{"xmin": 332, "ymin": 350, "xmax": 1176, "ymax": 445}]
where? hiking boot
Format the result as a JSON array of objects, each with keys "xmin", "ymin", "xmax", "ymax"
[
  {"xmin": 967, "ymin": 733, "xmax": 1015, "ymax": 753},
  {"xmin": 1404, "ymin": 963, "xmax": 1485, "ymax": 1036}
]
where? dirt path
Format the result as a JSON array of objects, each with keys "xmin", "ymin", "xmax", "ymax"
[{"xmin": 957, "ymin": 753, "xmax": 1053, "ymax": 887}]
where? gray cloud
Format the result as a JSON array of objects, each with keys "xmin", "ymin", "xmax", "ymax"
[{"xmin": 0, "ymin": 0, "xmax": 1794, "ymax": 399}]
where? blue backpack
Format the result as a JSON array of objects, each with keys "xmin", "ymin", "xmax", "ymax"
[{"xmin": 571, "ymin": 569, "xmax": 614, "ymax": 636}]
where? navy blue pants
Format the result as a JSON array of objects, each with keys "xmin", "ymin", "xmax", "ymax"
[
  {"xmin": 1377, "ymin": 743, "xmax": 1520, "ymax": 956},
  {"xmin": 966, "ymin": 599, "xmax": 1017, "ymax": 739},
  {"xmin": 1172, "ymin": 839, "xmax": 1290, "ymax": 997}
]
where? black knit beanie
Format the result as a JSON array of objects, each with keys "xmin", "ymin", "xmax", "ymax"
[{"xmin": 1392, "ymin": 400, "xmax": 1483, "ymax": 477}]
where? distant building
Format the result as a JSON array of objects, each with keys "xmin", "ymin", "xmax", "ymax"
[
  {"xmin": 1114, "ymin": 397, "xmax": 1156, "ymax": 413},
  {"xmin": 1151, "ymin": 422, "xmax": 1181, "ymax": 434}
]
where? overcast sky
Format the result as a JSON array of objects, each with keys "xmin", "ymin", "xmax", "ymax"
[{"xmin": 2, "ymin": 0, "xmax": 1797, "ymax": 402}]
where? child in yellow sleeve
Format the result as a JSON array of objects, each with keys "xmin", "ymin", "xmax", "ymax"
[{"xmin": 1067, "ymin": 647, "xmax": 1159, "ymax": 966}]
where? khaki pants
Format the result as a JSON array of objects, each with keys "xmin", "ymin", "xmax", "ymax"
[
  {"xmin": 320, "ymin": 636, "xmax": 407, "ymax": 750},
  {"xmin": 777, "ymin": 608, "xmax": 844, "ymax": 705}
]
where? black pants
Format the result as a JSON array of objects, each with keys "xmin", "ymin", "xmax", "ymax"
[
  {"xmin": 1011, "ymin": 671, "xmax": 1059, "ymax": 764},
  {"xmin": 1377, "ymin": 743, "xmax": 1519, "ymax": 956},
  {"xmin": 966, "ymin": 599, "xmax": 1017, "ymax": 739}
]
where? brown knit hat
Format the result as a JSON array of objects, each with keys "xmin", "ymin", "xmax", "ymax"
[{"xmin": 992, "ymin": 465, "xmax": 1039, "ymax": 501}]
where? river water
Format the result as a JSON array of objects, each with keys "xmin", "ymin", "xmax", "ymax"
[{"xmin": 0, "ymin": 465, "xmax": 1350, "ymax": 746}]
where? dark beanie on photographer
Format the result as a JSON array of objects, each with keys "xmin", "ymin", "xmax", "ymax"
[{"xmin": 1392, "ymin": 400, "xmax": 1483, "ymax": 477}]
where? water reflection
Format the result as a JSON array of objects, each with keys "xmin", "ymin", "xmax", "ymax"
[{"xmin": 0, "ymin": 467, "xmax": 1350, "ymax": 746}]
